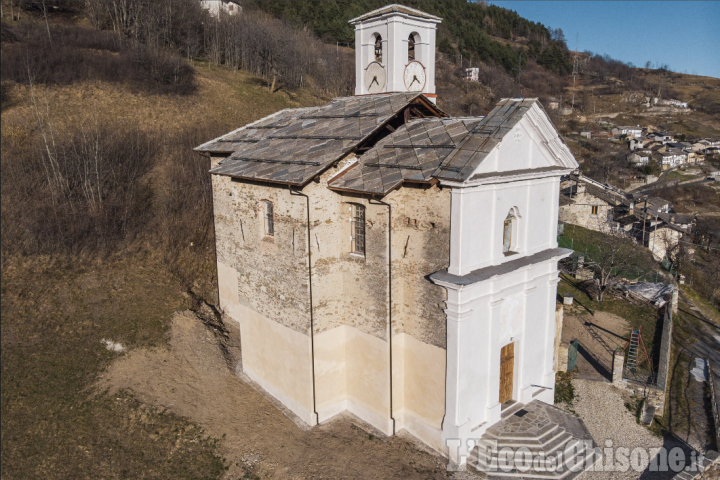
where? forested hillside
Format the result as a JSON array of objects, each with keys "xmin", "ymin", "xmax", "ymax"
[{"xmin": 251, "ymin": 0, "xmax": 572, "ymax": 74}]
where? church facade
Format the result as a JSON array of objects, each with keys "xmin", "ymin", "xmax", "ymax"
[{"xmin": 196, "ymin": 4, "xmax": 588, "ymax": 468}]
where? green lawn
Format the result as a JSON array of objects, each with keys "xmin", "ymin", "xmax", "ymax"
[
  {"xmin": 558, "ymin": 223, "xmax": 662, "ymax": 281},
  {"xmin": 665, "ymin": 170, "xmax": 701, "ymax": 183}
]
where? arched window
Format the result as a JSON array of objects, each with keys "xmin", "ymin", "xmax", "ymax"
[
  {"xmin": 351, "ymin": 204, "xmax": 366, "ymax": 255},
  {"xmin": 503, "ymin": 209, "xmax": 519, "ymax": 254},
  {"xmin": 408, "ymin": 33, "xmax": 416, "ymax": 61},
  {"xmin": 262, "ymin": 200, "xmax": 274, "ymax": 236},
  {"xmin": 374, "ymin": 34, "xmax": 383, "ymax": 63}
]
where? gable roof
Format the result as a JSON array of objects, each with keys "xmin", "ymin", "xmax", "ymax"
[
  {"xmin": 328, "ymin": 117, "xmax": 482, "ymax": 194},
  {"xmin": 196, "ymin": 93, "xmax": 442, "ymax": 186},
  {"xmin": 327, "ymin": 98, "xmax": 576, "ymax": 195},
  {"xmin": 432, "ymin": 98, "xmax": 576, "ymax": 181}
]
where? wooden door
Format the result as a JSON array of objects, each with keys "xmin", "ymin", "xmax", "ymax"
[{"xmin": 499, "ymin": 343, "xmax": 515, "ymax": 404}]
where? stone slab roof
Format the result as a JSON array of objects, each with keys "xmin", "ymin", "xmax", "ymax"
[
  {"xmin": 196, "ymin": 93, "xmax": 427, "ymax": 186},
  {"xmin": 328, "ymin": 117, "xmax": 482, "ymax": 194},
  {"xmin": 328, "ymin": 98, "xmax": 572, "ymax": 194},
  {"xmin": 432, "ymin": 98, "xmax": 541, "ymax": 181}
]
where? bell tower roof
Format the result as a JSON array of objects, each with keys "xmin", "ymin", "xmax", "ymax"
[{"xmin": 349, "ymin": 4, "xmax": 441, "ymax": 24}]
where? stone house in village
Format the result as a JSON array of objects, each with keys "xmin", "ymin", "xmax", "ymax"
[
  {"xmin": 195, "ymin": 4, "xmax": 601, "ymax": 474},
  {"xmin": 559, "ymin": 176, "xmax": 693, "ymax": 263},
  {"xmin": 628, "ymin": 150, "xmax": 651, "ymax": 166},
  {"xmin": 558, "ymin": 174, "xmax": 632, "ymax": 234}
]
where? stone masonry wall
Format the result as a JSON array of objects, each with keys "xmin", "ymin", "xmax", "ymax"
[
  {"xmin": 212, "ymin": 154, "xmax": 451, "ymax": 348},
  {"xmin": 211, "ymin": 155, "xmax": 312, "ymax": 335},
  {"xmin": 558, "ymin": 191, "xmax": 612, "ymax": 233}
]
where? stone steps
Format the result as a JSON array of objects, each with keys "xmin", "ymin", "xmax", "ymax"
[
  {"xmin": 468, "ymin": 400, "xmax": 601, "ymax": 479},
  {"xmin": 501, "ymin": 401, "xmax": 526, "ymax": 419},
  {"xmin": 470, "ymin": 445, "xmax": 601, "ymax": 479}
]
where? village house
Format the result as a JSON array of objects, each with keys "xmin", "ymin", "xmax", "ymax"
[
  {"xmin": 195, "ymin": 4, "xmax": 600, "ymax": 474},
  {"xmin": 650, "ymin": 131, "xmax": 675, "ymax": 143},
  {"xmin": 558, "ymin": 174, "xmax": 632, "ymax": 234},
  {"xmin": 657, "ymin": 149, "xmax": 687, "ymax": 169},
  {"xmin": 686, "ymin": 150, "xmax": 705, "ymax": 165},
  {"xmin": 628, "ymin": 151, "xmax": 651, "ymax": 166},
  {"xmin": 611, "ymin": 125, "xmax": 643, "ymax": 138},
  {"xmin": 558, "ymin": 177, "xmax": 694, "ymax": 263},
  {"xmin": 629, "ymin": 137, "xmax": 649, "ymax": 151},
  {"xmin": 464, "ymin": 67, "xmax": 479, "ymax": 82},
  {"xmin": 644, "ymin": 212, "xmax": 691, "ymax": 261},
  {"xmin": 200, "ymin": 0, "xmax": 241, "ymax": 16}
]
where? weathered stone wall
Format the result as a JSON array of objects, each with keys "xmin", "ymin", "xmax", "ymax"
[
  {"xmin": 210, "ymin": 153, "xmax": 451, "ymax": 442},
  {"xmin": 558, "ymin": 191, "xmax": 612, "ymax": 233},
  {"xmin": 655, "ymin": 306, "xmax": 673, "ymax": 399},
  {"xmin": 212, "ymin": 159, "xmax": 312, "ymax": 335},
  {"xmin": 384, "ymin": 183, "xmax": 451, "ymax": 349}
]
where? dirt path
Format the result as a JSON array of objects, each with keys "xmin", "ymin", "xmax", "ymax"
[
  {"xmin": 562, "ymin": 311, "xmax": 631, "ymax": 382},
  {"xmin": 97, "ymin": 311, "xmax": 449, "ymax": 480}
]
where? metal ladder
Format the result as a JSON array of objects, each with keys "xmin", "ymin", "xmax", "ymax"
[{"xmin": 626, "ymin": 329, "xmax": 641, "ymax": 371}]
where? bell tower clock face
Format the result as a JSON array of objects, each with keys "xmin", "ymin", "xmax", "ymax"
[
  {"xmin": 365, "ymin": 62, "xmax": 386, "ymax": 94},
  {"xmin": 404, "ymin": 61, "xmax": 426, "ymax": 92}
]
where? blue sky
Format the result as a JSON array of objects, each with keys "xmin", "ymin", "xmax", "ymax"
[{"xmin": 490, "ymin": 1, "xmax": 720, "ymax": 79}]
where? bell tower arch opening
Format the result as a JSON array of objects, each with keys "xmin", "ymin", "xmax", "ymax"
[{"xmin": 350, "ymin": 4, "xmax": 441, "ymax": 102}]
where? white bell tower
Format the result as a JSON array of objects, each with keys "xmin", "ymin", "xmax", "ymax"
[{"xmin": 349, "ymin": 4, "xmax": 440, "ymax": 102}]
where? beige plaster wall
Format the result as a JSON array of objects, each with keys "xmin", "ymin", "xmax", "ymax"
[
  {"xmin": 238, "ymin": 303, "xmax": 315, "ymax": 425},
  {"xmin": 314, "ymin": 327, "xmax": 445, "ymax": 449},
  {"xmin": 396, "ymin": 332, "xmax": 446, "ymax": 451}
]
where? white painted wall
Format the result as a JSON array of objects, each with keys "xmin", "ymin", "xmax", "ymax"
[
  {"xmin": 447, "ymin": 112, "xmax": 572, "ymax": 276},
  {"xmin": 437, "ymin": 258, "xmax": 565, "ymax": 464},
  {"xmin": 437, "ymin": 102, "xmax": 578, "ymax": 465},
  {"xmin": 353, "ymin": 11, "xmax": 439, "ymax": 97}
]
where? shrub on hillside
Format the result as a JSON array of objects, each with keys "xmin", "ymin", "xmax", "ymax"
[{"xmin": 1, "ymin": 23, "xmax": 196, "ymax": 95}]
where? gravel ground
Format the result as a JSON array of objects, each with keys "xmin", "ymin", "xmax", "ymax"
[{"xmin": 567, "ymin": 379, "xmax": 692, "ymax": 480}]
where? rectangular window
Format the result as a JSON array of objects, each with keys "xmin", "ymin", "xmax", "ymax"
[
  {"xmin": 591, "ymin": 205, "xmax": 599, "ymax": 216},
  {"xmin": 351, "ymin": 204, "xmax": 365, "ymax": 255},
  {"xmin": 264, "ymin": 201, "xmax": 274, "ymax": 236}
]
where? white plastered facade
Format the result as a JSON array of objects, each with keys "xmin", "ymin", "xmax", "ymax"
[
  {"xmin": 352, "ymin": 8, "xmax": 439, "ymax": 98},
  {"xmin": 434, "ymin": 104, "xmax": 577, "ymax": 464}
]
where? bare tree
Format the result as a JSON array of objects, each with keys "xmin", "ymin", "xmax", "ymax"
[{"xmin": 583, "ymin": 229, "xmax": 643, "ymax": 301}]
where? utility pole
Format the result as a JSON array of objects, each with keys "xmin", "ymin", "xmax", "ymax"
[
  {"xmin": 641, "ymin": 198, "xmax": 647, "ymax": 246},
  {"xmin": 512, "ymin": 52, "xmax": 526, "ymax": 97},
  {"xmin": 571, "ymin": 34, "xmax": 579, "ymax": 111},
  {"xmin": 650, "ymin": 211, "xmax": 659, "ymax": 256}
]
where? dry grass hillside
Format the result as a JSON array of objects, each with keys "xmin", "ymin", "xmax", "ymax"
[{"xmin": 1, "ymin": 44, "xmax": 451, "ymax": 479}]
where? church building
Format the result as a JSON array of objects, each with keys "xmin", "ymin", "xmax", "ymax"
[{"xmin": 196, "ymin": 4, "xmax": 599, "ymax": 475}]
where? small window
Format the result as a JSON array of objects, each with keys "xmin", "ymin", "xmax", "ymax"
[
  {"xmin": 263, "ymin": 201, "xmax": 274, "ymax": 236},
  {"xmin": 408, "ymin": 33, "xmax": 416, "ymax": 61},
  {"xmin": 503, "ymin": 213, "xmax": 515, "ymax": 254},
  {"xmin": 351, "ymin": 204, "xmax": 365, "ymax": 255},
  {"xmin": 591, "ymin": 205, "xmax": 599, "ymax": 216},
  {"xmin": 374, "ymin": 35, "xmax": 383, "ymax": 63}
]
